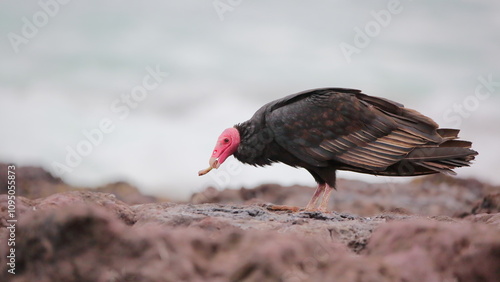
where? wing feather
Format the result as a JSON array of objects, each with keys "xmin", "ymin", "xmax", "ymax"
[{"xmin": 266, "ymin": 88, "xmax": 444, "ymax": 170}]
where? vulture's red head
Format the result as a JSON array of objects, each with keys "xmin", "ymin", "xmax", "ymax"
[{"xmin": 198, "ymin": 127, "xmax": 240, "ymax": 176}]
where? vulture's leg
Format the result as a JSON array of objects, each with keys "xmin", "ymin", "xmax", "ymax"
[
  {"xmin": 318, "ymin": 184, "xmax": 334, "ymax": 212},
  {"xmin": 305, "ymin": 183, "xmax": 326, "ymax": 210}
]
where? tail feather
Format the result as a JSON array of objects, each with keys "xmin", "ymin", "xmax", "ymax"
[
  {"xmin": 438, "ymin": 159, "xmax": 472, "ymax": 167},
  {"xmin": 418, "ymin": 161, "xmax": 457, "ymax": 176},
  {"xmin": 372, "ymin": 129, "xmax": 478, "ymax": 177},
  {"xmin": 436, "ymin": 128, "xmax": 460, "ymax": 140},
  {"xmin": 406, "ymin": 147, "xmax": 476, "ymax": 161},
  {"xmin": 403, "ymin": 140, "xmax": 478, "ymax": 175},
  {"xmin": 346, "ymin": 99, "xmax": 478, "ymax": 177},
  {"xmin": 438, "ymin": 140, "xmax": 472, "ymax": 148}
]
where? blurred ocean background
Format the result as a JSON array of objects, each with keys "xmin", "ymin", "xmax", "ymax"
[{"xmin": 1, "ymin": 1, "xmax": 499, "ymax": 200}]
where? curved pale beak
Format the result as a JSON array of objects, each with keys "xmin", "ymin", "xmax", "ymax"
[{"xmin": 198, "ymin": 157, "xmax": 220, "ymax": 176}]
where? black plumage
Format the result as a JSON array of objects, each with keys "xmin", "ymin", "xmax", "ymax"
[{"xmin": 232, "ymin": 88, "xmax": 478, "ymax": 210}]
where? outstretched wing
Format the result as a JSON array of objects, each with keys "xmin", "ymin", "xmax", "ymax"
[{"xmin": 266, "ymin": 88, "xmax": 444, "ymax": 170}]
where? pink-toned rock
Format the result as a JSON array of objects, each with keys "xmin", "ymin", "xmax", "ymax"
[
  {"xmin": 0, "ymin": 195, "xmax": 34, "ymax": 227},
  {"xmin": 0, "ymin": 193, "xmax": 499, "ymax": 281},
  {"xmin": 192, "ymin": 174, "xmax": 500, "ymax": 217},
  {"xmin": 95, "ymin": 181, "xmax": 163, "ymax": 205},
  {"xmin": 365, "ymin": 219, "xmax": 500, "ymax": 281},
  {"xmin": 0, "ymin": 205, "xmax": 351, "ymax": 281},
  {"xmin": 1, "ymin": 163, "xmax": 499, "ymax": 281},
  {"xmin": 0, "ymin": 163, "xmax": 166, "ymax": 205},
  {"xmin": 471, "ymin": 193, "xmax": 500, "ymax": 214},
  {"xmin": 34, "ymin": 191, "xmax": 137, "ymax": 225},
  {"xmin": 464, "ymin": 213, "xmax": 500, "ymax": 229}
]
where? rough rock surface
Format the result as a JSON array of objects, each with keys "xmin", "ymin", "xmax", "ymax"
[
  {"xmin": 0, "ymin": 164, "xmax": 499, "ymax": 281},
  {"xmin": 0, "ymin": 163, "xmax": 164, "ymax": 205},
  {"xmin": 192, "ymin": 174, "xmax": 499, "ymax": 217}
]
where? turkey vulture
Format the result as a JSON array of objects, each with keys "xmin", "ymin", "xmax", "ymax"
[{"xmin": 198, "ymin": 88, "xmax": 478, "ymax": 211}]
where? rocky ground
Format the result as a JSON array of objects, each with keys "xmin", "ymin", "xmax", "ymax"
[{"xmin": 0, "ymin": 164, "xmax": 499, "ymax": 281}]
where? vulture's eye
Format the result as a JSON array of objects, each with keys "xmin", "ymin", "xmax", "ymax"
[{"xmin": 223, "ymin": 138, "xmax": 230, "ymax": 143}]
